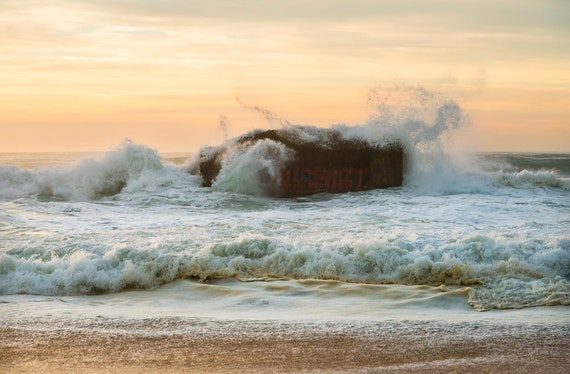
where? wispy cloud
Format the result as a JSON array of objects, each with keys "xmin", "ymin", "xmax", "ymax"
[{"xmin": 0, "ymin": 0, "xmax": 568, "ymax": 151}]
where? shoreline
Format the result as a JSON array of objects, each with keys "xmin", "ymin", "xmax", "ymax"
[{"xmin": 2, "ymin": 318, "xmax": 569, "ymax": 373}]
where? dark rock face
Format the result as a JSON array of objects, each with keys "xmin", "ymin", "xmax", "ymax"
[{"xmin": 198, "ymin": 127, "xmax": 403, "ymax": 197}]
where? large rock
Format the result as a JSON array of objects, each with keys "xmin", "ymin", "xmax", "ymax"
[{"xmin": 198, "ymin": 127, "xmax": 403, "ymax": 197}]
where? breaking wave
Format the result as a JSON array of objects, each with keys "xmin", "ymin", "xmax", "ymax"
[
  {"xmin": 1, "ymin": 230, "xmax": 568, "ymax": 311},
  {"xmin": 212, "ymin": 139, "xmax": 295, "ymax": 196},
  {"xmin": 492, "ymin": 169, "xmax": 570, "ymax": 190},
  {"xmin": 0, "ymin": 140, "xmax": 168, "ymax": 201}
]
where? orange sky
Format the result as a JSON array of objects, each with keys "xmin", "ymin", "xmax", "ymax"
[{"xmin": 1, "ymin": 0, "xmax": 569, "ymax": 153}]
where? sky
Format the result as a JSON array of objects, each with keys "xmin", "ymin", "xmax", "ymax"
[{"xmin": 1, "ymin": 0, "xmax": 569, "ymax": 153}]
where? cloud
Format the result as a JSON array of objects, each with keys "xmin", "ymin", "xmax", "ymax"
[
  {"xmin": 5, "ymin": 0, "xmax": 568, "ymax": 63},
  {"xmin": 59, "ymin": 0, "xmax": 422, "ymax": 23},
  {"xmin": 50, "ymin": 0, "xmax": 569, "ymax": 37},
  {"xmin": 1, "ymin": 1, "xmax": 569, "ymax": 126}
]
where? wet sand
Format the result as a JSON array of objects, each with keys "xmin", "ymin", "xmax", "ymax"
[{"xmin": 2, "ymin": 319, "xmax": 569, "ymax": 373}]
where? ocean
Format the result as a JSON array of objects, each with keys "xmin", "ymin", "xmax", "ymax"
[
  {"xmin": 1, "ymin": 145, "xmax": 568, "ymax": 314},
  {"xmin": 1, "ymin": 115, "xmax": 569, "ymax": 371}
]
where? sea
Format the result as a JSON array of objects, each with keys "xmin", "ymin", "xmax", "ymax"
[{"xmin": 1, "ymin": 110, "xmax": 569, "ymax": 338}]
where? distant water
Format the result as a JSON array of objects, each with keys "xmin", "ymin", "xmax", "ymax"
[{"xmin": 0, "ymin": 152, "xmax": 190, "ymax": 169}]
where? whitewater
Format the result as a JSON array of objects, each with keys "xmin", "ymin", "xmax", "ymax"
[{"xmin": 1, "ymin": 96, "xmax": 569, "ymax": 338}]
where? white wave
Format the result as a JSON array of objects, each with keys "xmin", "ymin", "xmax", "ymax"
[
  {"xmin": 2, "ymin": 226, "xmax": 568, "ymax": 311},
  {"xmin": 0, "ymin": 166, "xmax": 38, "ymax": 199},
  {"xmin": 212, "ymin": 139, "xmax": 294, "ymax": 196},
  {"xmin": 492, "ymin": 169, "xmax": 570, "ymax": 191},
  {"xmin": 0, "ymin": 140, "xmax": 166, "ymax": 201}
]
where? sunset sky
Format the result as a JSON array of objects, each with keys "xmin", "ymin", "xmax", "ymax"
[{"xmin": 1, "ymin": 0, "xmax": 569, "ymax": 153}]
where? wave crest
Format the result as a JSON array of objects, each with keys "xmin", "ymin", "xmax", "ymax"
[
  {"xmin": 493, "ymin": 169, "xmax": 570, "ymax": 190},
  {"xmin": 0, "ymin": 140, "xmax": 164, "ymax": 201},
  {"xmin": 3, "ymin": 231, "xmax": 568, "ymax": 311},
  {"xmin": 212, "ymin": 139, "xmax": 295, "ymax": 196}
]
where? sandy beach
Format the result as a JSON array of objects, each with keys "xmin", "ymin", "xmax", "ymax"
[{"xmin": 2, "ymin": 318, "xmax": 569, "ymax": 373}]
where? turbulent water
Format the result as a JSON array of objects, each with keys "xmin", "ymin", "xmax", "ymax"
[{"xmin": 1, "ymin": 99, "xmax": 569, "ymax": 315}]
